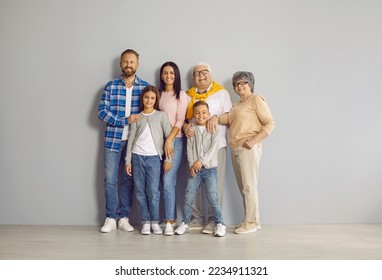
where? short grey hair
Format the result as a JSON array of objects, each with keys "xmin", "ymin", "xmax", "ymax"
[
  {"xmin": 192, "ymin": 62, "xmax": 212, "ymax": 74},
  {"xmin": 232, "ymin": 71, "xmax": 255, "ymax": 93}
]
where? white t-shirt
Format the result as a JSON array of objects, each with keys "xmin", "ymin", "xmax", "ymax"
[
  {"xmin": 121, "ymin": 86, "xmax": 133, "ymax": 140},
  {"xmin": 132, "ymin": 111, "xmax": 158, "ymax": 156},
  {"xmin": 194, "ymin": 88, "xmax": 232, "ymax": 149}
]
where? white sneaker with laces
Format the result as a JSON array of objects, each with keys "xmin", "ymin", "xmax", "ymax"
[
  {"xmin": 174, "ymin": 222, "xmax": 189, "ymax": 235},
  {"xmin": 202, "ymin": 220, "xmax": 215, "ymax": 234},
  {"xmin": 100, "ymin": 218, "xmax": 116, "ymax": 233},
  {"xmin": 214, "ymin": 223, "xmax": 226, "ymax": 237},
  {"xmin": 141, "ymin": 223, "xmax": 151, "ymax": 235},
  {"xmin": 164, "ymin": 222, "xmax": 174, "ymax": 236},
  {"xmin": 118, "ymin": 217, "xmax": 134, "ymax": 232},
  {"xmin": 151, "ymin": 223, "xmax": 163, "ymax": 235}
]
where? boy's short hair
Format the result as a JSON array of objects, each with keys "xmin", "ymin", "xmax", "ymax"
[{"xmin": 193, "ymin": 100, "xmax": 209, "ymax": 111}]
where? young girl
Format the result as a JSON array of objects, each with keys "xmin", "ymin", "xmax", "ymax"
[
  {"xmin": 159, "ymin": 61, "xmax": 190, "ymax": 236},
  {"xmin": 125, "ymin": 85, "xmax": 173, "ymax": 235}
]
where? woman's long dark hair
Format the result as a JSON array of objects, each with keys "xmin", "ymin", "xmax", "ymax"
[{"xmin": 159, "ymin": 61, "xmax": 182, "ymax": 99}]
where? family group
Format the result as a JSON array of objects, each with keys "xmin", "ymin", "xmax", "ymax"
[{"xmin": 97, "ymin": 49, "xmax": 275, "ymax": 237}]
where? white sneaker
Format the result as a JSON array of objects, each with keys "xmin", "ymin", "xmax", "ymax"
[
  {"xmin": 100, "ymin": 218, "xmax": 116, "ymax": 233},
  {"xmin": 214, "ymin": 223, "xmax": 226, "ymax": 237},
  {"xmin": 141, "ymin": 223, "xmax": 151, "ymax": 235},
  {"xmin": 174, "ymin": 222, "xmax": 189, "ymax": 235},
  {"xmin": 164, "ymin": 222, "xmax": 174, "ymax": 236},
  {"xmin": 118, "ymin": 217, "xmax": 134, "ymax": 232},
  {"xmin": 202, "ymin": 220, "xmax": 215, "ymax": 234},
  {"xmin": 151, "ymin": 223, "xmax": 163, "ymax": 235}
]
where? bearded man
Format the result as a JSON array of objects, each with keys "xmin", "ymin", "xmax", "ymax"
[{"xmin": 98, "ymin": 49, "xmax": 149, "ymax": 233}]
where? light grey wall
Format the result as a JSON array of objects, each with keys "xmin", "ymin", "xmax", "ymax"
[{"xmin": 1, "ymin": 0, "xmax": 381, "ymax": 225}]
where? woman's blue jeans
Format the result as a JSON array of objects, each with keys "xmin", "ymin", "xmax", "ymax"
[
  {"xmin": 182, "ymin": 167, "xmax": 223, "ymax": 224},
  {"xmin": 162, "ymin": 137, "xmax": 184, "ymax": 220},
  {"xmin": 132, "ymin": 153, "xmax": 161, "ymax": 223}
]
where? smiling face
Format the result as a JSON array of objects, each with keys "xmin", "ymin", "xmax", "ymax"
[
  {"xmin": 161, "ymin": 65, "xmax": 175, "ymax": 88},
  {"xmin": 234, "ymin": 80, "xmax": 251, "ymax": 98},
  {"xmin": 193, "ymin": 64, "xmax": 212, "ymax": 91},
  {"xmin": 142, "ymin": 90, "xmax": 157, "ymax": 112},
  {"xmin": 120, "ymin": 53, "xmax": 139, "ymax": 78},
  {"xmin": 193, "ymin": 103, "xmax": 210, "ymax": 126}
]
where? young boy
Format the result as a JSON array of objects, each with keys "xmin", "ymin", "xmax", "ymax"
[{"xmin": 175, "ymin": 101, "xmax": 226, "ymax": 237}]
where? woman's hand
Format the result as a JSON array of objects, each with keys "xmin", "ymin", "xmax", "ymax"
[
  {"xmin": 163, "ymin": 162, "xmax": 173, "ymax": 173},
  {"xmin": 164, "ymin": 138, "xmax": 174, "ymax": 160},
  {"xmin": 242, "ymin": 138, "xmax": 257, "ymax": 150}
]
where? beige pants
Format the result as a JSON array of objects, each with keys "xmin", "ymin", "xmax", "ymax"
[
  {"xmin": 191, "ymin": 147, "xmax": 226, "ymax": 223},
  {"xmin": 231, "ymin": 143, "xmax": 262, "ymax": 223}
]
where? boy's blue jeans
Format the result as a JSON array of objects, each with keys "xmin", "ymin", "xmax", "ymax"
[
  {"xmin": 132, "ymin": 153, "xmax": 161, "ymax": 223},
  {"xmin": 182, "ymin": 167, "xmax": 223, "ymax": 224}
]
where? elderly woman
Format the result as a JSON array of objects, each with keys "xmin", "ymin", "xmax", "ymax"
[{"xmin": 219, "ymin": 71, "xmax": 275, "ymax": 234}]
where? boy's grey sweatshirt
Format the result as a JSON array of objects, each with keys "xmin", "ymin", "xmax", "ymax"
[
  {"xmin": 125, "ymin": 110, "xmax": 172, "ymax": 165},
  {"xmin": 187, "ymin": 125, "xmax": 219, "ymax": 169}
]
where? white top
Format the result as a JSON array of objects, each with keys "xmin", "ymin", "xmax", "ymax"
[
  {"xmin": 121, "ymin": 86, "xmax": 133, "ymax": 140},
  {"xmin": 132, "ymin": 111, "xmax": 158, "ymax": 156},
  {"xmin": 194, "ymin": 88, "xmax": 232, "ymax": 149}
]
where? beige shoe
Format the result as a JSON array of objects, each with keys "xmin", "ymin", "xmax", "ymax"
[
  {"xmin": 235, "ymin": 221, "xmax": 261, "ymax": 230},
  {"xmin": 202, "ymin": 220, "xmax": 215, "ymax": 234},
  {"xmin": 234, "ymin": 222, "xmax": 258, "ymax": 234},
  {"xmin": 188, "ymin": 218, "xmax": 204, "ymax": 230}
]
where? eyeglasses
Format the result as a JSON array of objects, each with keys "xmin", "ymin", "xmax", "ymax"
[
  {"xmin": 234, "ymin": 81, "xmax": 248, "ymax": 88},
  {"xmin": 193, "ymin": 69, "xmax": 209, "ymax": 77}
]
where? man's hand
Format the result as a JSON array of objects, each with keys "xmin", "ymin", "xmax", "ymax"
[
  {"xmin": 183, "ymin": 123, "xmax": 195, "ymax": 138},
  {"xmin": 207, "ymin": 115, "xmax": 219, "ymax": 133},
  {"xmin": 128, "ymin": 114, "xmax": 142, "ymax": 124}
]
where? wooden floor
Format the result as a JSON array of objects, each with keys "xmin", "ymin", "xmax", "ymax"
[{"xmin": 1, "ymin": 224, "xmax": 382, "ymax": 260}]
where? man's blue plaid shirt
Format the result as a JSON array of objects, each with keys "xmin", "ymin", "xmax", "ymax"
[{"xmin": 98, "ymin": 75, "xmax": 149, "ymax": 152}]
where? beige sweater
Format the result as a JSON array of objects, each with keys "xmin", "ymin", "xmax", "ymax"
[{"xmin": 228, "ymin": 94, "xmax": 275, "ymax": 148}]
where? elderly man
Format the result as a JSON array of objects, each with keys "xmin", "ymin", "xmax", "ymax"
[{"xmin": 183, "ymin": 62, "xmax": 232, "ymax": 234}]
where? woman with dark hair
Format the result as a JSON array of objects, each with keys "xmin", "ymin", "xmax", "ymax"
[{"xmin": 158, "ymin": 61, "xmax": 190, "ymax": 236}]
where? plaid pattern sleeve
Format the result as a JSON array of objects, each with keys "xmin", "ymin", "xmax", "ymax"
[{"xmin": 98, "ymin": 75, "xmax": 149, "ymax": 151}]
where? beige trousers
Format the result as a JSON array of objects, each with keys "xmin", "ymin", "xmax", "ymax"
[
  {"xmin": 231, "ymin": 143, "xmax": 262, "ymax": 223},
  {"xmin": 191, "ymin": 147, "xmax": 226, "ymax": 223}
]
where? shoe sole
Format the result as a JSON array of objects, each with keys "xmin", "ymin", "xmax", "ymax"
[
  {"xmin": 201, "ymin": 229, "xmax": 214, "ymax": 234},
  {"xmin": 174, "ymin": 230, "xmax": 188, "ymax": 235},
  {"xmin": 234, "ymin": 228, "xmax": 258, "ymax": 234},
  {"xmin": 164, "ymin": 231, "xmax": 174, "ymax": 236},
  {"xmin": 100, "ymin": 227, "xmax": 116, "ymax": 233},
  {"xmin": 188, "ymin": 226, "xmax": 204, "ymax": 230},
  {"xmin": 119, "ymin": 227, "xmax": 134, "ymax": 232}
]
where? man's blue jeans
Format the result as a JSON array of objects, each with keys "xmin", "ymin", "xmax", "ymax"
[
  {"xmin": 104, "ymin": 141, "xmax": 133, "ymax": 219},
  {"xmin": 162, "ymin": 137, "xmax": 184, "ymax": 221},
  {"xmin": 182, "ymin": 167, "xmax": 223, "ymax": 224},
  {"xmin": 132, "ymin": 153, "xmax": 161, "ymax": 223}
]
